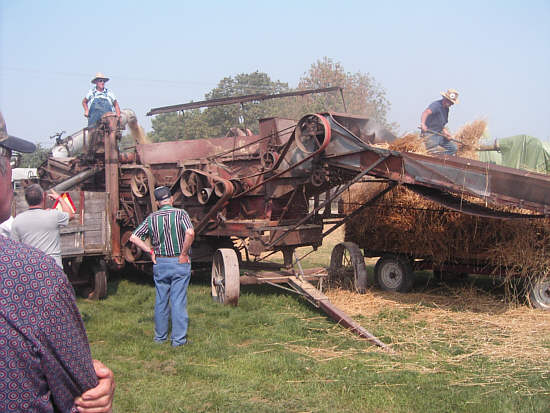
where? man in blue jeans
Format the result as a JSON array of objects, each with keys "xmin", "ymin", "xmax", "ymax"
[
  {"xmin": 420, "ymin": 89, "xmax": 459, "ymax": 155},
  {"xmin": 130, "ymin": 186, "xmax": 195, "ymax": 347}
]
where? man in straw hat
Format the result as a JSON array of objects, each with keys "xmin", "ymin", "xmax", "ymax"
[
  {"xmin": 0, "ymin": 112, "xmax": 115, "ymax": 412},
  {"xmin": 420, "ymin": 89, "xmax": 459, "ymax": 155},
  {"xmin": 82, "ymin": 72, "xmax": 121, "ymax": 127}
]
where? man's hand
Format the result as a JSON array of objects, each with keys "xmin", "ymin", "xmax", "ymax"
[
  {"xmin": 178, "ymin": 253, "xmax": 190, "ymax": 264},
  {"xmin": 47, "ymin": 189, "xmax": 59, "ymax": 202},
  {"xmin": 75, "ymin": 359, "xmax": 115, "ymax": 413}
]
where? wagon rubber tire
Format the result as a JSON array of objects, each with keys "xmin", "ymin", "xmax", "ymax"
[
  {"xmin": 529, "ymin": 276, "xmax": 550, "ymax": 311},
  {"xmin": 329, "ymin": 242, "xmax": 367, "ymax": 293},
  {"xmin": 374, "ymin": 255, "xmax": 415, "ymax": 293},
  {"xmin": 88, "ymin": 259, "xmax": 108, "ymax": 300},
  {"xmin": 211, "ymin": 248, "xmax": 240, "ymax": 306}
]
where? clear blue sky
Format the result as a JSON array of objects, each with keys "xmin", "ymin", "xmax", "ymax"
[{"xmin": 1, "ymin": 0, "xmax": 549, "ymax": 146}]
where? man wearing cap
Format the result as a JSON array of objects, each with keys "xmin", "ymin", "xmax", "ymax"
[
  {"xmin": 129, "ymin": 186, "xmax": 195, "ymax": 347},
  {"xmin": 0, "ymin": 112, "xmax": 115, "ymax": 412},
  {"xmin": 82, "ymin": 72, "xmax": 121, "ymax": 127},
  {"xmin": 420, "ymin": 89, "xmax": 460, "ymax": 155}
]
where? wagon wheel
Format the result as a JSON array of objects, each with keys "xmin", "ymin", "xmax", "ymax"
[
  {"xmin": 211, "ymin": 248, "xmax": 240, "ymax": 306},
  {"xmin": 329, "ymin": 242, "xmax": 367, "ymax": 293},
  {"xmin": 375, "ymin": 254, "xmax": 414, "ymax": 292},
  {"xmin": 87, "ymin": 258, "xmax": 108, "ymax": 300},
  {"xmin": 529, "ymin": 275, "xmax": 550, "ymax": 310},
  {"xmin": 295, "ymin": 114, "xmax": 331, "ymax": 154},
  {"xmin": 130, "ymin": 169, "xmax": 149, "ymax": 198}
]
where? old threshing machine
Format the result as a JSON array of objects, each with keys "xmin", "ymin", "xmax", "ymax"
[{"xmin": 35, "ymin": 88, "xmax": 550, "ymax": 326}]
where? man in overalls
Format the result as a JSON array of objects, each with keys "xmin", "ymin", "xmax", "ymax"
[{"xmin": 82, "ymin": 72, "xmax": 121, "ymax": 127}]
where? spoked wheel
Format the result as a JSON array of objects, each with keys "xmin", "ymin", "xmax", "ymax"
[
  {"xmin": 295, "ymin": 114, "xmax": 331, "ymax": 154},
  {"xmin": 130, "ymin": 169, "xmax": 149, "ymax": 198},
  {"xmin": 529, "ymin": 276, "xmax": 550, "ymax": 310},
  {"xmin": 88, "ymin": 258, "xmax": 108, "ymax": 300},
  {"xmin": 211, "ymin": 248, "xmax": 240, "ymax": 306},
  {"xmin": 329, "ymin": 242, "xmax": 367, "ymax": 293},
  {"xmin": 374, "ymin": 254, "xmax": 415, "ymax": 292}
]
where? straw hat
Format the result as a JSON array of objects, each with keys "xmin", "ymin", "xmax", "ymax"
[
  {"xmin": 441, "ymin": 89, "xmax": 459, "ymax": 104},
  {"xmin": 91, "ymin": 72, "xmax": 110, "ymax": 84}
]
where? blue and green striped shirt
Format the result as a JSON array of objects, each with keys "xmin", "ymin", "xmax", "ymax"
[{"xmin": 133, "ymin": 205, "xmax": 193, "ymax": 256}]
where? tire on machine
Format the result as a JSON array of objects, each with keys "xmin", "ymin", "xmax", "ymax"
[
  {"xmin": 374, "ymin": 254, "xmax": 415, "ymax": 293},
  {"xmin": 329, "ymin": 242, "xmax": 367, "ymax": 293}
]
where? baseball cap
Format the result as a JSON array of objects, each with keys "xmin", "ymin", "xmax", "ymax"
[
  {"xmin": 0, "ymin": 111, "xmax": 36, "ymax": 153},
  {"xmin": 154, "ymin": 186, "xmax": 172, "ymax": 201}
]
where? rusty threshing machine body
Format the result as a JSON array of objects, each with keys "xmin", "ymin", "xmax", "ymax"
[{"xmin": 35, "ymin": 89, "xmax": 550, "ymax": 342}]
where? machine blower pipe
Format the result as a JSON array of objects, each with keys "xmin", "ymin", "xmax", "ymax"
[{"xmin": 49, "ymin": 167, "xmax": 102, "ymax": 193}]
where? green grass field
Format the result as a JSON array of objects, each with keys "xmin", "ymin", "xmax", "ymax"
[{"xmin": 77, "ymin": 251, "xmax": 550, "ymax": 413}]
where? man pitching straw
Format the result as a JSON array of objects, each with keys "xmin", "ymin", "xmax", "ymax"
[{"xmin": 420, "ymin": 89, "xmax": 459, "ymax": 156}]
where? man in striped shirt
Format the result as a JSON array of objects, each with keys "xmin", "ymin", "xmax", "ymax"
[{"xmin": 130, "ymin": 186, "xmax": 195, "ymax": 347}]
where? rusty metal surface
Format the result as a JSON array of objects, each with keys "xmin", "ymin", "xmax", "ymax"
[{"xmin": 147, "ymin": 87, "xmax": 343, "ymax": 116}]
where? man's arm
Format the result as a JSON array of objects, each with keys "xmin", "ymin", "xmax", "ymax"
[
  {"xmin": 129, "ymin": 233, "xmax": 155, "ymax": 264},
  {"xmin": 113, "ymin": 100, "xmax": 121, "ymax": 117},
  {"xmin": 420, "ymin": 108, "xmax": 432, "ymax": 132},
  {"xmin": 74, "ymin": 360, "xmax": 115, "ymax": 413},
  {"xmin": 82, "ymin": 98, "xmax": 89, "ymax": 117},
  {"xmin": 48, "ymin": 189, "xmax": 75, "ymax": 220},
  {"xmin": 178, "ymin": 228, "xmax": 195, "ymax": 264}
]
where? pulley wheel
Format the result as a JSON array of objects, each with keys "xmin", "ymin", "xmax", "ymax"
[
  {"xmin": 180, "ymin": 171, "xmax": 200, "ymax": 197},
  {"xmin": 295, "ymin": 114, "xmax": 331, "ymax": 154},
  {"xmin": 130, "ymin": 169, "xmax": 149, "ymax": 198}
]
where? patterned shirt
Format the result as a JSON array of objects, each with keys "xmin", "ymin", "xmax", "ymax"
[
  {"xmin": 85, "ymin": 87, "xmax": 117, "ymax": 111},
  {"xmin": 0, "ymin": 236, "xmax": 97, "ymax": 412},
  {"xmin": 133, "ymin": 205, "xmax": 193, "ymax": 257}
]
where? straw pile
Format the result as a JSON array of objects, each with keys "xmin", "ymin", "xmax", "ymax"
[
  {"xmin": 325, "ymin": 287, "xmax": 550, "ymax": 368},
  {"xmin": 343, "ymin": 119, "xmax": 550, "ymax": 300}
]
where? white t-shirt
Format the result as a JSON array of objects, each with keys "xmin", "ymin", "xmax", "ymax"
[{"xmin": 10, "ymin": 209, "xmax": 69, "ymax": 266}]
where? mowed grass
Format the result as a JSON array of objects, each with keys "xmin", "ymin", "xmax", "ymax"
[{"xmin": 77, "ymin": 230, "xmax": 550, "ymax": 412}]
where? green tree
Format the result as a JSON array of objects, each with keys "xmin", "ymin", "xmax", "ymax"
[
  {"xmin": 149, "ymin": 62, "xmax": 393, "ymax": 141},
  {"xmin": 18, "ymin": 143, "xmax": 49, "ymax": 168},
  {"xmin": 292, "ymin": 57, "xmax": 393, "ymax": 128},
  {"xmin": 149, "ymin": 72, "xmax": 289, "ymax": 142}
]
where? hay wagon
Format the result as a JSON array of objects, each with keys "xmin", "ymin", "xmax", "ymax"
[{"xmin": 332, "ymin": 180, "xmax": 550, "ymax": 310}]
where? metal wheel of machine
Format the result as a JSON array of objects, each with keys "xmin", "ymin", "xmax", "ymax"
[
  {"xmin": 121, "ymin": 230, "xmax": 142, "ymax": 263},
  {"xmin": 295, "ymin": 114, "xmax": 331, "ymax": 154},
  {"xmin": 87, "ymin": 258, "xmax": 108, "ymax": 300},
  {"xmin": 374, "ymin": 254, "xmax": 415, "ymax": 292},
  {"xmin": 211, "ymin": 248, "xmax": 240, "ymax": 306},
  {"xmin": 180, "ymin": 171, "xmax": 201, "ymax": 197},
  {"xmin": 529, "ymin": 275, "xmax": 550, "ymax": 310},
  {"xmin": 329, "ymin": 242, "xmax": 367, "ymax": 293},
  {"xmin": 130, "ymin": 169, "xmax": 149, "ymax": 198}
]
